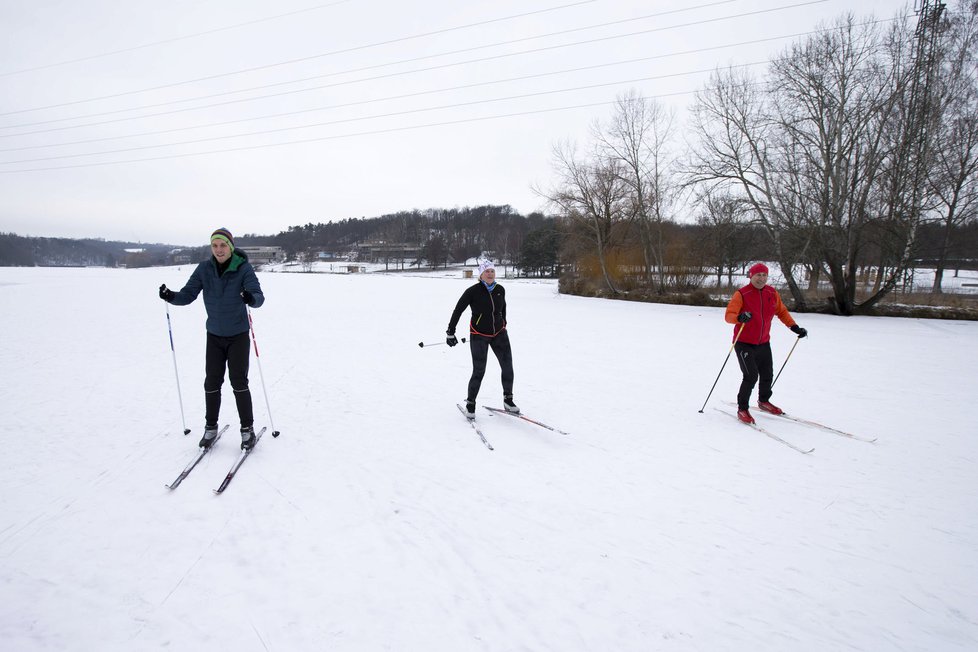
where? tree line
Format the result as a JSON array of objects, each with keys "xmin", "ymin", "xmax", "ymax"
[
  {"xmin": 242, "ymin": 206, "xmax": 561, "ymax": 276},
  {"xmin": 0, "ymin": 233, "xmax": 182, "ymax": 268}
]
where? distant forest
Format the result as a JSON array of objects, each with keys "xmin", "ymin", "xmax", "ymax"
[
  {"xmin": 3, "ymin": 205, "xmax": 974, "ymax": 285},
  {"xmin": 0, "ymin": 233, "xmax": 200, "ymax": 268}
]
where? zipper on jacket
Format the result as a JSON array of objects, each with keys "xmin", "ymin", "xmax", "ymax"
[
  {"xmin": 759, "ymin": 287, "xmax": 767, "ymax": 340},
  {"xmin": 489, "ymin": 289, "xmax": 496, "ymax": 333}
]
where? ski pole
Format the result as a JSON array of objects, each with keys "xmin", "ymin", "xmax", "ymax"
[
  {"xmin": 418, "ymin": 337, "xmax": 466, "ymax": 348},
  {"xmin": 248, "ymin": 308, "xmax": 280, "ymax": 438},
  {"xmin": 698, "ymin": 322, "xmax": 746, "ymax": 413},
  {"xmin": 771, "ymin": 336, "xmax": 801, "ymax": 390},
  {"xmin": 164, "ymin": 302, "xmax": 191, "ymax": 435}
]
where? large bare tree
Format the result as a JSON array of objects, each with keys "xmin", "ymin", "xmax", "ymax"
[
  {"xmin": 537, "ymin": 141, "xmax": 630, "ymax": 295},
  {"xmin": 593, "ymin": 90, "xmax": 676, "ymax": 292},
  {"xmin": 685, "ymin": 65, "xmax": 811, "ymax": 308},
  {"xmin": 928, "ymin": 0, "xmax": 978, "ymax": 292},
  {"xmin": 686, "ymin": 13, "xmax": 936, "ymax": 315},
  {"xmin": 772, "ymin": 16, "xmax": 915, "ymax": 314}
]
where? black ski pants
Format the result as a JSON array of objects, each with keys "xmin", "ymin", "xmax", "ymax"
[
  {"xmin": 467, "ymin": 331, "xmax": 514, "ymax": 402},
  {"xmin": 204, "ymin": 331, "xmax": 253, "ymax": 427},
  {"xmin": 734, "ymin": 341, "xmax": 774, "ymax": 411}
]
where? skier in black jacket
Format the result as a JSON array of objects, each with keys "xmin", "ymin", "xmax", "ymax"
[{"xmin": 446, "ymin": 260, "xmax": 518, "ymax": 419}]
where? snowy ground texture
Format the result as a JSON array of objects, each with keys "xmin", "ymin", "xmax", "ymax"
[{"xmin": 1, "ymin": 266, "xmax": 976, "ymax": 652}]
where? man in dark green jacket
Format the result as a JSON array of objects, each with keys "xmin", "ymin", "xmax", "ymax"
[{"xmin": 159, "ymin": 228, "xmax": 265, "ymax": 450}]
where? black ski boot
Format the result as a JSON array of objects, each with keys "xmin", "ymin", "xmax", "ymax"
[
  {"xmin": 199, "ymin": 424, "xmax": 219, "ymax": 449},
  {"xmin": 240, "ymin": 426, "xmax": 256, "ymax": 451},
  {"xmin": 503, "ymin": 395, "xmax": 520, "ymax": 414},
  {"xmin": 464, "ymin": 400, "xmax": 476, "ymax": 420}
]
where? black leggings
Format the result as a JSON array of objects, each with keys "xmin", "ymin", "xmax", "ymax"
[
  {"xmin": 204, "ymin": 331, "xmax": 253, "ymax": 427},
  {"xmin": 467, "ymin": 331, "xmax": 514, "ymax": 402},
  {"xmin": 734, "ymin": 341, "xmax": 773, "ymax": 410}
]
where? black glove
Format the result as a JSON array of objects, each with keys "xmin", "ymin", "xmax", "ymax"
[
  {"xmin": 159, "ymin": 284, "xmax": 174, "ymax": 302},
  {"xmin": 242, "ymin": 290, "xmax": 255, "ymax": 306},
  {"xmin": 737, "ymin": 312, "xmax": 752, "ymax": 323},
  {"xmin": 446, "ymin": 331, "xmax": 458, "ymax": 347},
  {"xmin": 791, "ymin": 325, "xmax": 808, "ymax": 338}
]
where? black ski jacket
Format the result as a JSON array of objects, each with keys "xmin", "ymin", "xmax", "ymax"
[{"xmin": 448, "ymin": 282, "xmax": 507, "ymax": 337}]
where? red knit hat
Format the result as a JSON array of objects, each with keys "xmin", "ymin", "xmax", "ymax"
[{"xmin": 748, "ymin": 263, "xmax": 769, "ymax": 277}]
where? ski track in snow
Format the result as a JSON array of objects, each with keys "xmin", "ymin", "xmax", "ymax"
[{"xmin": 0, "ymin": 266, "xmax": 976, "ymax": 651}]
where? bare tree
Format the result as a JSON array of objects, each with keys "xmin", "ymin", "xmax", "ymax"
[
  {"xmin": 694, "ymin": 189, "xmax": 752, "ymax": 286},
  {"xmin": 300, "ymin": 249, "xmax": 315, "ymax": 272},
  {"xmin": 537, "ymin": 141, "xmax": 630, "ymax": 295},
  {"xmin": 685, "ymin": 65, "xmax": 810, "ymax": 308},
  {"xmin": 928, "ymin": 0, "xmax": 978, "ymax": 292},
  {"xmin": 686, "ymin": 13, "xmax": 935, "ymax": 315},
  {"xmin": 771, "ymin": 15, "xmax": 912, "ymax": 314},
  {"xmin": 594, "ymin": 90, "xmax": 676, "ymax": 291}
]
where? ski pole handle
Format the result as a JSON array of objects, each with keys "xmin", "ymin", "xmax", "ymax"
[{"xmin": 418, "ymin": 337, "xmax": 466, "ymax": 348}]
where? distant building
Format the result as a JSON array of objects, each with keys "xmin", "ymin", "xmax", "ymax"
[
  {"xmin": 238, "ymin": 246, "xmax": 285, "ymax": 264},
  {"xmin": 354, "ymin": 241, "xmax": 421, "ymax": 263}
]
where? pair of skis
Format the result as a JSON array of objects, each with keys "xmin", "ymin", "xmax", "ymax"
[
  {"xmin": 166, "ymin": 426, "xmax": 267, "ymax": 493},
  {"xmin": 456, "ymin": 404, "xmax": 569, "ymax": 450},
  {"xmin": 717, "ymin": 403, "xmax": 876, "ymax": 454}
]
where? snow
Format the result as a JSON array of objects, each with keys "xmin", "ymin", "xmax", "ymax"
[{"xmin": 1, "ymin": 265, "xmax": 976, "ymax": 652}]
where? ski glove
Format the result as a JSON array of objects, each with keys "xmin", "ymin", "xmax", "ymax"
[
  {"xmin": 242, "ymin": 290, "xmax": 255, "ymax": 306},
  {"xmin": 790, "ymin": 325, "xmax": 808, "ymax": 338},
  {"xmin": 159, "ymin": 284, "xmax": 174, "ymax": 302},
  {"xmin": 446, "ymin": 331, "xmax": 458, "ymax": 347},
  {"xmin": 737, "ymin": 312, "xmax": 752, "ymax": 323}
]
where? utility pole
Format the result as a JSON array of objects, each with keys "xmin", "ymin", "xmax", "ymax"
[
  {"xmin": 896, "ymin": 0, "xmax": 947, "ymax": 292},
  {"xmin": 908, "ymin": 0, "xmax": 947, "ymax": 204}
]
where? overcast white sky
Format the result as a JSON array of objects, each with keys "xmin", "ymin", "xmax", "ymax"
[{"xmin": 0, "ymin": 0, "xmax": 913, "ymax": 246}]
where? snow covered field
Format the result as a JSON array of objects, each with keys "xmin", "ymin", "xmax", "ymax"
[{"xmin": 1, "ymin": 265, "xmax": 976, "ymax": 652}]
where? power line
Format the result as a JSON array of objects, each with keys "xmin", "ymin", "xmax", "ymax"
[
  {"xmin": 0, "ymin": 62, "xmax": 766, "ymax": 166},
  {"xmin": 0, "ymin": 0, "xmax": 882, "ymax": 174},
  {"xmin": 0, "ymin": 90, "xmax": 713, "ymax": 174},
  {"xmin": 0, "ymin": 0, "xmax": 603, "ymax": 117},
  {"xmin": 0, "ymin": 3, "xmax": 743, "ymax": 132},
  {"xmin": 0, "ymin": 0, "xmax": 357, "ymax": 78},
  {"xmin": 0, "ymin": 0, "xmax": 829, "ymax": 132},
  {"xmin": 1, "ymin": 19, "xmax": 901, "ymax": 154}
]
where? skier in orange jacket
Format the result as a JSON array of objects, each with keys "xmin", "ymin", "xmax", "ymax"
[{"xmin": 724, "ymin": 263, "xmax": 807, "ymax": 424}]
